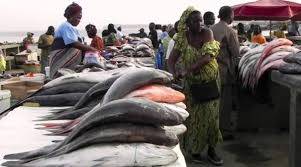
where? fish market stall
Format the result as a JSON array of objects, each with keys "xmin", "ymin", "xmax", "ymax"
[
  {"xmin": 230, "ymin": 0, "xmax": 301, "ymax": 131},
  {"xmin": 235, "ymin": 37, "xmax": 301, "ymax": 167},
  {"xmin": 222, "ymin": 38, "xmax": 299, "ymax": 130},
  {"xmin": 0, "ymin": 67, "xmax": 188, "ymax": 167},
  {"xmin": 0, "ymin": 106, "xmax": 186, "ymax": 167},
  {"xmin": 271, "ymin": 71, "xmax": 301, "ymax": 167}
]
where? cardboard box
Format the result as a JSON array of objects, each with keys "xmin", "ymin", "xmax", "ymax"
[{"xmin": 0, "ymin": 78, "xmax": 42, "ymax": 100}]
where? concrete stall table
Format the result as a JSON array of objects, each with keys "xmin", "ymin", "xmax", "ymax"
[
  {"xmin": 0, "ymin": 106, "xmax": 186, "ymax": 167},
  {"xmin": 271, "ymin": 71, "xmax": 301, "ymax": 167}
]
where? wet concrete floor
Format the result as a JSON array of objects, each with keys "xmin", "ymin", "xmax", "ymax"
[{"xmin": 186, "ymin": 130, "xmax": 288, "ymax": 167}]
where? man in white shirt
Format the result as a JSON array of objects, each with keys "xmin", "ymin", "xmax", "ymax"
[
  {"xmin": 165, "ymin": 21, "xmax": 179, "ymax": 61},
  {"xmin": 116, "ymin": 26, "xmax": 124, "ymax": 40},
  {"xmin": 156, "ymin": 24, "xmax": 163, "ymax": 42}
]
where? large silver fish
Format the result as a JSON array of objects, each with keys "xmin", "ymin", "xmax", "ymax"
[
  {"xmin": 24, "ymin": 93, "xmax": 84, "ymax": 107},
  {"xmin": 4, "ymin": 98, "xmax": 182, "ymax": 162},
  {"xmin": 3, "ymin": 143, "xmax": 177, "ymax": 167},
  {"xmin": 101, "ymin": 68, "xmax": 173, "ymax": 105},
  {"xmin": 283, "ymin": 51, "xmax": 301, "ymax": 65},
  {"xmin": 45, "ymin": 98, "xmax": 184, "ymax": 137},
  {"xmin": 0, "ymin": 67, "xmax": 138, "ymax": 117},
  {"xmin": 279, "ymin": 62, "xmax": 301, "ymax": 74},
  {"xmin": 41, "ymin": 73, "xmax": 120, "ymax": 120},
  {"xmin": 4, "ymin": 123, "xmax": 178, "ymax": 164}
]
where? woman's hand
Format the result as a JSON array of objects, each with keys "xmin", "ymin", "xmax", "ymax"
[
  {"xmin": 188, "ymin": 55, "xmax": 212, "ymax": 74},
  {"xmin": 202, "ymin": 54, "xmax": 213, "ymax": 64}
]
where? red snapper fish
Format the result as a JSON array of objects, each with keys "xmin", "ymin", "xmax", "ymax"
[{"xmin": 124, "ymin": 84, "xmax": 185, "ymax": 103}]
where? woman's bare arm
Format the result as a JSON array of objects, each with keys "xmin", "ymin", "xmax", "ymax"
[
  {"xmin": 70, "ymin": 42, "xmax": 98, "ymax": 52},
  {"xmin": 167, "ymin": 48, "xmax": 181, "ymax": 77}
]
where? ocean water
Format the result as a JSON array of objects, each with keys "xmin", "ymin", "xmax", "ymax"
[
  {"xmin": 0, "ymin": 24, "xmax": 149, "ymax": 43},
  {"xmin": 0, "ymin": 24, "xmax": 275, "ymax": 44}
]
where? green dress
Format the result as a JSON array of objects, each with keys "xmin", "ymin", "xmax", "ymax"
[{"xmin": 175, "ymin": 7, "xmax": 223, "ymax": 155}]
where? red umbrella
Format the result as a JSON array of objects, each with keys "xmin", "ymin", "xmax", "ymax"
[{"xmin": 232, "ymin": 0, "xmax": 301, "ymax": 21}]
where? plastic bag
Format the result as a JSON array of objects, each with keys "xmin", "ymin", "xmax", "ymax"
[
  {"xmin": 83, "ymin": 51, "xmax": 101, "ymax": 65},
  {"xmin": 0, "ymin": 52, "xmax": 6, "ymax": 71}
]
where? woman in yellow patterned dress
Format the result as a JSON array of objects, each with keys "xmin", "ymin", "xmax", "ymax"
[{"xmin": 168, "ymin": 7, "xmax": 223, "ymax": 166}]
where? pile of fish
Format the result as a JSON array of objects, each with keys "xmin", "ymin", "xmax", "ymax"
[
  {"xmin": 238, "ymin": 38, "xmax": 300, "ymax": 89},
  {"xmin": 2, "ymin": 68, "xmax": 189, "ymax": 167},
  {"xmin": 0, "ymin": 67, "xmax": 139, "ymax": 117},
  {"xmin": 103, "ymin": 38, "xmax": 154, "ymax": 58},
  {"xmin": 280, "ymin": 51, "xmax": 301, "ymax": 74},
  {"xmin": 102, "ymin": 37, "xmax": 155, "ymax": 68}
]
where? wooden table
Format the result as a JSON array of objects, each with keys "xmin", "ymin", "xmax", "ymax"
[{"xmin": 271, "ymin": 71, "xmax": 301, "ymax": 167}]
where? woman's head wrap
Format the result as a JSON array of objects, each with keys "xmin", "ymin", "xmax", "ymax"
[{"xmin": 64, "ymin": 3, "xmax": 82, "ymax": 19}]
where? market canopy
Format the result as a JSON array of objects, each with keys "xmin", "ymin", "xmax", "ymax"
[{"xmin": 232, "ymin": 0, "xmax": 301, "ymax": 21}]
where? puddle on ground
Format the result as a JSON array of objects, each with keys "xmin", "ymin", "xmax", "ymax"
[{"xmin": 223, "ymin": 142, "xmax": 271, "ymax": 167}]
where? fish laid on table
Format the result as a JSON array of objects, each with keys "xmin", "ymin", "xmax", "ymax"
[
  {"xmin": 42, "ymin": 74, "xmax": 120, "ymax": 120},
  {"xmin": 256, "ymin": 38, "xmax": 293, "ymax": 69},
  {"xmin": 24, "ymin": 93, "xmax": 84, "ymax": 107},
  {"xmin": 252, "ymin": 39, "xmax": 293, "ymax": 83},
  {"xmin": 37, "ymin": 107, "xmax": 93, "ymax": 121},
  {"xmin": 4, "ymin": 123, "xmax": 178, "ymax": 164},
  {"xmin": 3, "ymin": 143, "xmax": 177, "ymax": 167},
  {"xmin": 164, "ymin": 124, "xmax": 187, "ymax": 136},
  {"xmin": 238, "ymin": 45, "xmax": 265, "ymax": 70},
  {"xmin": 279, "ymin": 62, "xmax": 301, "ymax": 74},
  {"xmin": 160, "ymin": 103, "xmax": 189, "ymax": 120},
  {"xmin": 101, "ymin": 68, "xmax": 173, "ymax": 105},
  {"xmin": 257, "ymin": 59, "xmax": 288, "ymax": 81},
  {"xmin": 283, "ymin": 51, "xmax": 301, "ymax": 65},
  {"xmin": 33, "ymin": 82, "xmax": 95, "ymax": 96},
  {"xmin": 268, "ymin": 45, "xmax": 299, "ymax": 55},
  {"xmin": 57, "ymin": 68, "xmax": 76, "ymax": 76},
  {"xmin": 42, "ymin": 98, "xmax": 184, "ymax": 136},
  {"xmin": 124, "ymin": 84, "xmax": 185, "ymax": 104},
  {"xmin": 0, "ymin": 67, "xmax": 138, "ymax": 117},
  {"xmin": 254, "ymin": 51, "xmax": 292, "ymax": 82},
  {"xmin": 239, "ymin": 53, "xmax": 261, "ymax": 78},
  {"xmin": 258, "ymin": 51, "xmax": 292, "ymax": 69},
  {"xmin": 239, "ymin": 45, "xmax": 251, "ymax": 57}
]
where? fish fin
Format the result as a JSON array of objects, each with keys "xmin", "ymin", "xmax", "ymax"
[
  {"xmin": 4, "ymin": 152, "xmax": 30, "ymax": 160},
  {"xmin": 33, "ymin": 116, "xmax": 54, "ymax": 121},
  {"xmin": 1, "ymin": 160, "xmax": 26, "ymax": 167},
  {"xmin": 44, "ymin": 131, "xmax": 70, "ymax": 136},
  {"xmin": 4, "ymin": 149, "xmax": 45, "ymax": 160},
  {"xmin": 49, "ymin": 107, "xmax": 72, "ymax": 114},
  {"xmin": 34, "ymin": 126, "xmax": 49, "ymax": 130},
  {"xmin": 34, "ymin": 112, "xmax": 70, "ymax": 121},
  {"xmin": 36, "ymin": 122, "xmax": 64, "ymax": 128}
]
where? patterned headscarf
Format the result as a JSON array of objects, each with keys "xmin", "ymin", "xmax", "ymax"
[
  {"xmin": 174, "ymin": 6, "xmax": 199, "ymax": 53},
  {"xmin": 64, "ymin": 3, "xmax": 82, "ymax": 19}
]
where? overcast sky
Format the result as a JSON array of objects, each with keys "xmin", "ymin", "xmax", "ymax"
[{"xmin": 1, "ymin": 0, "xmax": 301, "ymax": 32}]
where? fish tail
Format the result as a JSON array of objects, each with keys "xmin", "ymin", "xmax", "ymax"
[
  {"xmin": 44, "ymin": 128, "xmax": 71, "ymax": 136},
  {"xmin": 1, "ymin": 160, "xmax": 26, "ymax": 167},
  {"xmin": 4, "ymin": 152, "xmax": 30, "ymax": 160},
  {"xmin": 49, "ymin": 107, "xmax": 73, "ymax": 114},
  {"xmin": 0, "ymin": 88, "xmax": 42, "ymax": 117},
  {"xmin": 4, "ymin": 149, "xmax": 44, "ymax": 160}
]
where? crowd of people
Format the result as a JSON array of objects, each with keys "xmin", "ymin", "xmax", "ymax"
[
  {"xmin": 17, "ymin": 2, "xmax": 301, "ymax": 166},
  {"xmin": 234, "ymin": 20, "xmax": 300, "ymax": 45}
]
